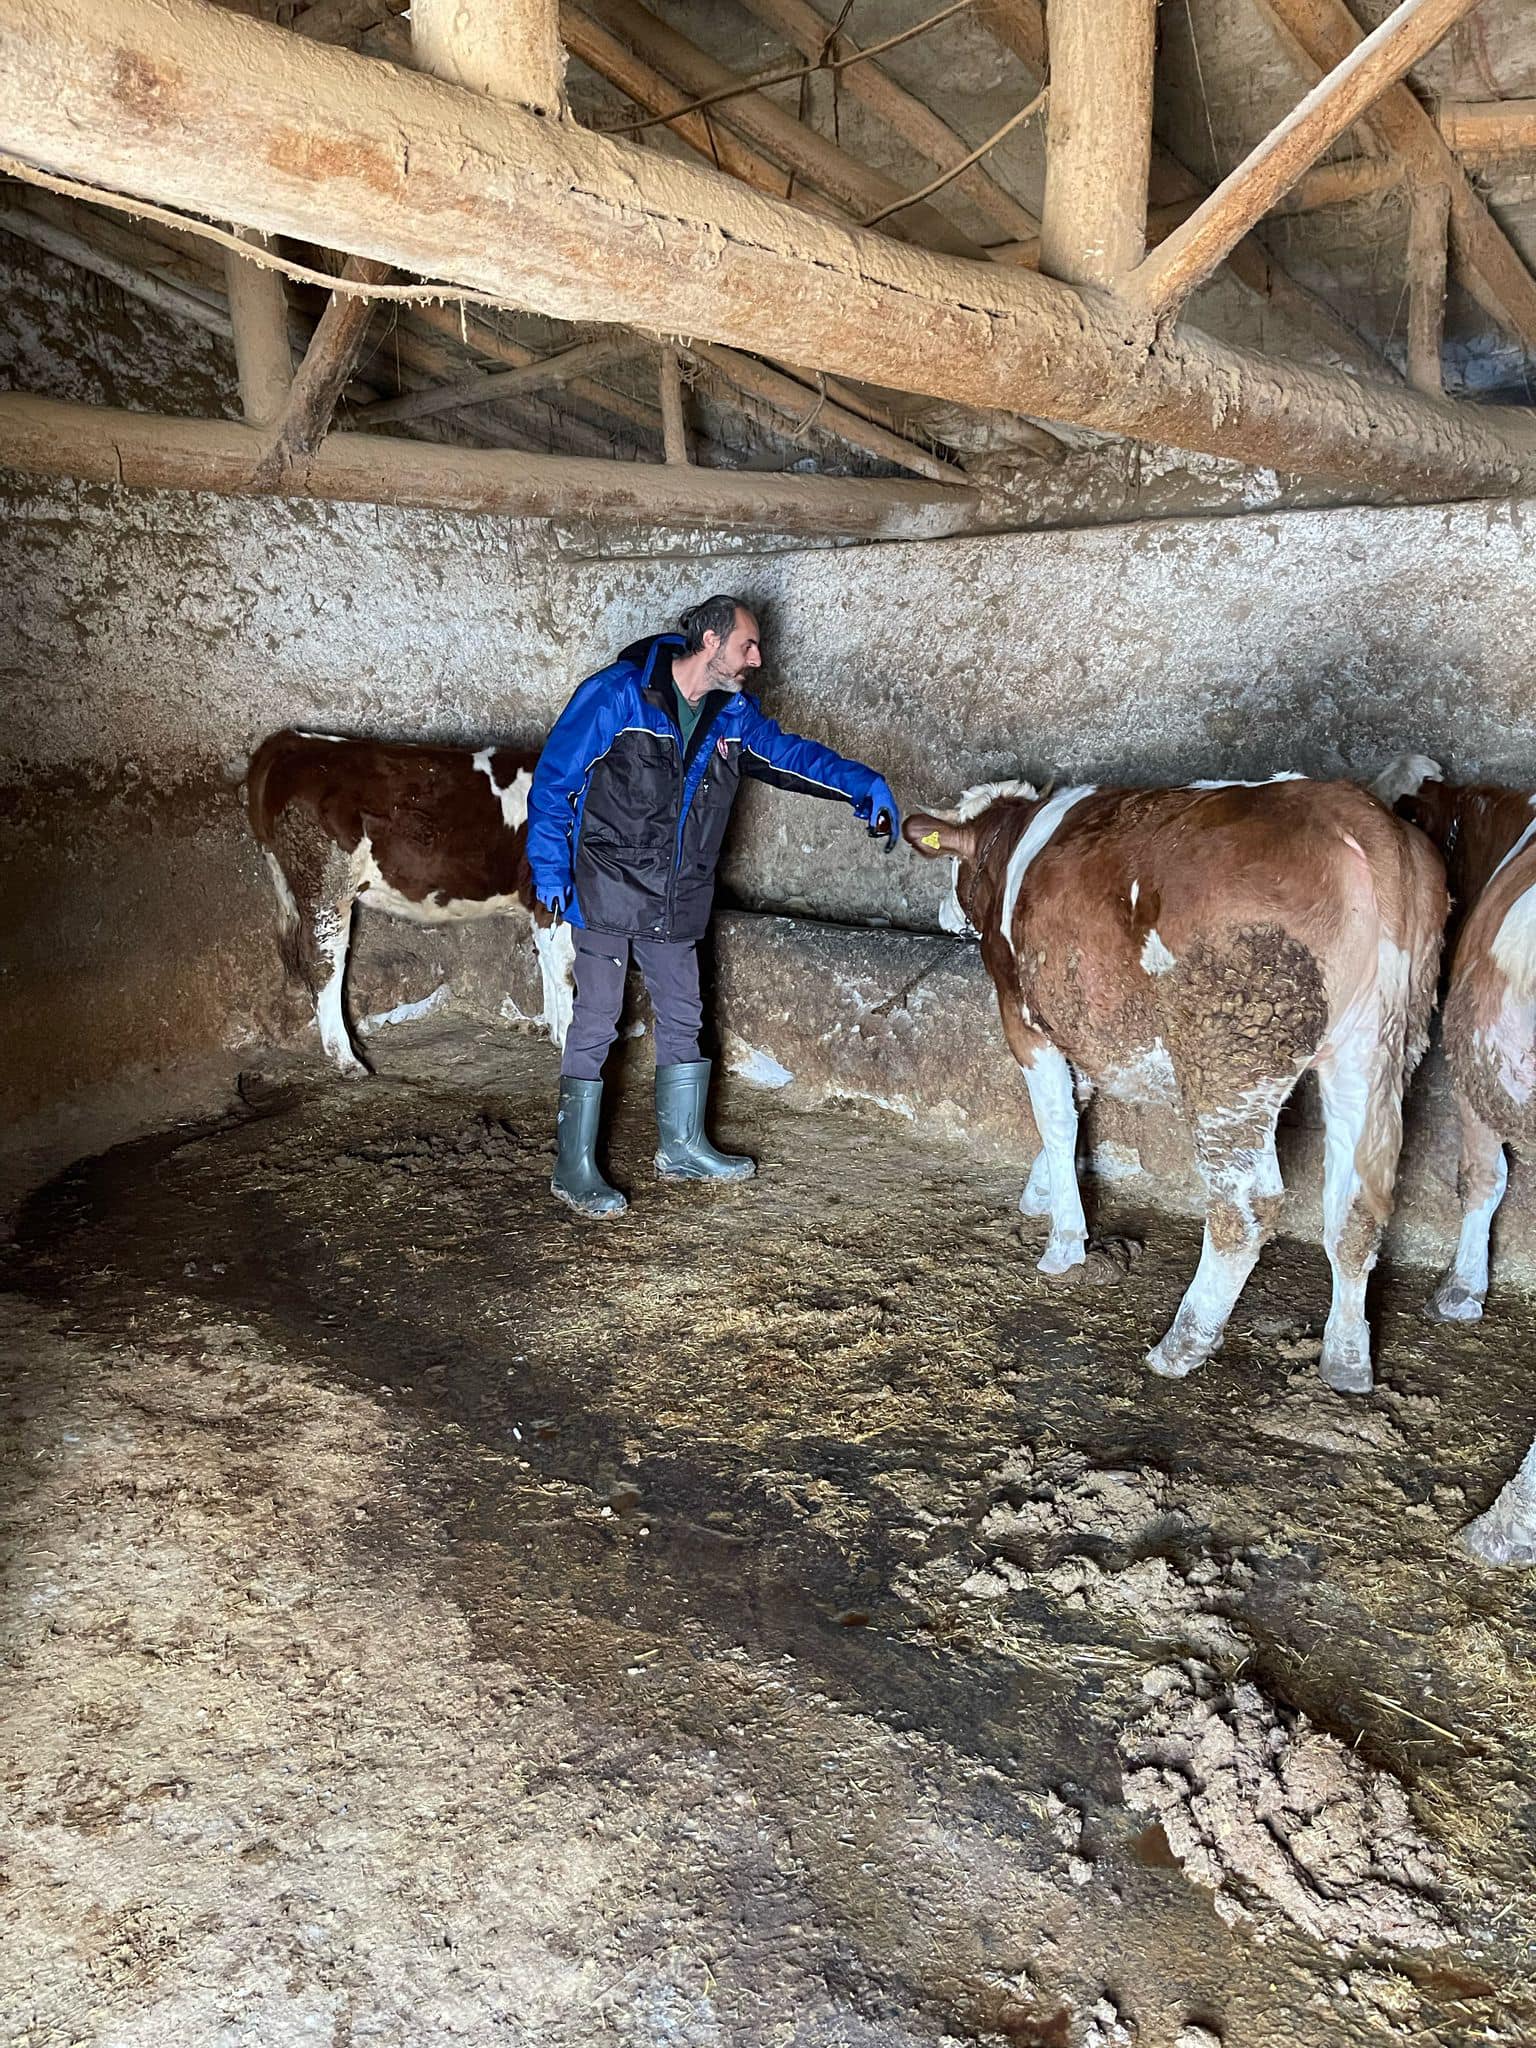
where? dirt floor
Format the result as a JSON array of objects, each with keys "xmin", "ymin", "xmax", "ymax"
[{"xmin": 3, "ymin": 1016, "xmax": 1536, "ymax": 2048}]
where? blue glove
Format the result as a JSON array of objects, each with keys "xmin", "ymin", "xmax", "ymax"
[
  {"xmin": 857, "ymin": 777, "xmax": 901, "ymax": 851},
  {"xmin": 539, "ymin": 881, "xmax": 572, "ymax": 918}
]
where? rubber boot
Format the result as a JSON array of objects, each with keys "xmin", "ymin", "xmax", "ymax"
[
  {"xmin": 551, "ymin": 1077, "xmax": 627, "ymax": 1217},
  {"xmin": 654, "ymin": 1061, "xmax": 755, "ymax": 1182}
]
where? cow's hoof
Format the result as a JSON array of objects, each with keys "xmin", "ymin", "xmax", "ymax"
[
  {"xmin": 1145, "ymin": 1338, "xmax": 1210, "ymax": 1380},
  {"xmin": 1427, "ymin": 1279, "xmax": 1484, "ymax": 1323},
  {"xmin": 1318, "ymin": 1352, "xmax": 1373, "ymax": 1396},
  {"xmin": 1038, "ymin": 1238, "xmax": 1087, "ymax": 1282},
  {"xmin": 1460, "ymin": 1510, "xmax": 1536, "ymax": 1569}
]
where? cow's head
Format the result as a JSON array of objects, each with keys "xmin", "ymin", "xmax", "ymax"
[{"xmin": 904, "ymin": 780, "xmax": 1039, "ymax": 938}]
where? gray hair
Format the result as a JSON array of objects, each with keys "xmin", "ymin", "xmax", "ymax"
[{"xmin": 679, "ymin": 593, "xmax": 751, "ymax": 655}]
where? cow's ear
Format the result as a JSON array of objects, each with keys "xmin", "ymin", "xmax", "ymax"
[{"xmin": 903, "ymin": 812, "xmax": 976, "ymax": 861}]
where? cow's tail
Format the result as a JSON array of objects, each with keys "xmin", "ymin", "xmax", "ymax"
[
  {"xmin": 1394, "ymin": 812, "xmax": 1449, "ymax": 1090},
  {"xmin": 245, "ymin": 734, "xmax": 308, "ymax": 985}
]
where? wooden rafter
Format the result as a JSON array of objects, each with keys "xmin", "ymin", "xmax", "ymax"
[
  {"xmin": 1130, "ymin": 0, "xmax": 1485, "ymax": 318},
  {"xmin": 1039, "ymin": 0, "xmax": 1157, "ymax": 286},
  {"xmin": 685, "ymin": 342, "xmax": 969, "ymax": 484},
  {"xmin": 0, "ymin": 393, "xmax": 979, "ymax": 536},
  {"xmin": 412, "ymin": 0, "xmax": 565, "ymax": 115},
  {"xmin": 735, "ymin": 0, "xmax": 1040, "ymax": 246},
  {"xmin": 977, "ymin": 0, "xmax": 1391, "ymax": 375},
  {"xmin": 579, "ymin": 0, "xmax": 988, "ymax": 258},
  {"xmin": 224, "ymin": 227, "xmax": 292, "ymax": 425},
  {"xmin": 350, "ymin": 335, "xmax": 643, "ymax": 429},
  {"xmin": 1436, "ymin": 99, "xmax": 1536, "ymax": 163},
  {"xmin": 3, "ymin": 0, "xmax": 1533, "ymax": 497},
  {"xmin": 657, "ymin": 346, "xmax": 689, "ymax": 465},
  {"xmin": 1405, "ymin": 180, "xmax": 1450, "ymax": 394},
  {"xmin": 1255, "ymin": 0, "xmax": 1536, "ymax": 366},
  {"xmin": 255, "ymin": 252, "xmax": 393, "ymax": 478}
]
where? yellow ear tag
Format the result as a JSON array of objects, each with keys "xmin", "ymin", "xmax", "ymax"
[{"xmin": 921, "ymin": 830, "xmax": 943, "ymax": 850}]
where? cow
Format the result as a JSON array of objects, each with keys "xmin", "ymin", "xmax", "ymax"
[
  {"xmin": 904, "ymin": 775, "xmax": 1446, "ymax": 1396},
  {"xmin": 1378, "ymin": 756, "xmax": 1536, "ymax": 1565},
  {"xmin": 246, "ymin": 730, "xmax": 574, "ymax": 1075}
]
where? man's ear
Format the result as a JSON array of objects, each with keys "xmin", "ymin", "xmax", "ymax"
[{"xmin": 903, "ymin": 812, "xmax": 978, "ymax": 861}]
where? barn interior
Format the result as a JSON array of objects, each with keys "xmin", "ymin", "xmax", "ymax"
[{"xmin": 6, "ymin": 1, "xmax": 1536, "ymax": 2042}]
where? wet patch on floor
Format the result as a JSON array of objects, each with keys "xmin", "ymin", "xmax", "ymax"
[{"xmin": 4, "ymin": 1017, "xmax": 1536, "ymax": 2045}]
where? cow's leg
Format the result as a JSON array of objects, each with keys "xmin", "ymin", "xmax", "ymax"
[
  {"xmin": 1018, "ymin": 1147, "xmax": 1053, "ymax": 1218},
  {"xmin": 1429, "ymin": 1107, "xmax": 1508, "ymax": 1322},
  {"xmin": 1462, "ymin": 1436, "xmax": 1536, "ymax": 1568},
  {"xmin": 294, "ymin": 844, "xmax": 366, "ymax": 1077},
  {"xmin": 1148, "ymin": 1084, "xmax": 1289, "ymax": 1380},
  {"xmin": 1021, "ymin": 1043, "xmax": 1087, "ymax": 1276},
  {"xmin": 1315, "ymin": 1030, "xmax": 1407, "ymax": 1395},
  {"xmin": 532, "ymin": 915, "xmax": 576, "ymax": 1051}
]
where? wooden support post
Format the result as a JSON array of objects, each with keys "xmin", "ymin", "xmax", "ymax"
[
  {"xmin": 1039, "ymin": 0, "xmax": 1157, "ymax": 285},
  {"xmin": 7, "ymin": 0, "xmax": 1536, "ymax": 496},
  {"xmin": 687, "ymin": 342, "xmax": 968, "ymax": 483},
  {"xmin": 412, "ymin": 0, "xmax": 566, "ymax": 114},
  {"xmin": 0, "ymin": 393, "xmax": 980, "ymax": 538},
  {"xmin": 1255, "ymin": 0, "xmax": 1536, "ymax": 374},
  {"xmin": 223, "ymin": 228, "xmax": 293, "ymax": 425},
  {"xmin": 657, "ymin": 346, "xmax": 689, "ymax": 465},
  {"xmin": 256, "ymin": 253, "xmax": 392, "ymax": 478},
  {"xmin": 1406, "ymin": 180, "xmax": 1450, "ymax": 394},
  {"xmin": 737, "ymin": 0, "xmax": 1040, "ymax": 245},
  {"xmin": 580, "ymin": 0, "xmax": 987, "ymax": 257},
  {"xmin": 352, "ymin": 335, "xmax": 641, "ymax": 428},
  {"xmin": 1131, "ymin": 0, "xmax": 1483, "ymax": 317}
]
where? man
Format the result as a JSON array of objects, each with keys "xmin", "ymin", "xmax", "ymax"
[{"xmin": 527, "ymin": 594, "xmax": 900, "ymax": 1217}]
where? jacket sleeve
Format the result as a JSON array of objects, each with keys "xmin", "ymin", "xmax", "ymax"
[
  {"xmin": 526, "ymin": 672, "xmax": 621, "ymax": 896},
  {"xmin": 736, "ymin": 697, "xmax": 881, "ymax": 812}
]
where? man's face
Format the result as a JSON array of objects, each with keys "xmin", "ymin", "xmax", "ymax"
[{"xmin": 703, "ymin": 609, "xmax": 763, "ymax": 693}]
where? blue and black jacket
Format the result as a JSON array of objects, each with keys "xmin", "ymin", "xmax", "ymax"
[{"xmin": 527, "ymin": 634, "xmax": 883, "ymax": 942}]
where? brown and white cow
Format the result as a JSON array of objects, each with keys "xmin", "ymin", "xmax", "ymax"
[
  {"xmin": 246, "ymin": 729, "xmax": 574, "ymax": 1075},
  {"xmin": 906, "ymin": 775, "xmax": 1446, "ymax": 1394},
  {"xmin": 1380, "ymin": 757, "xmax": 1536, "ymax": 1565}
]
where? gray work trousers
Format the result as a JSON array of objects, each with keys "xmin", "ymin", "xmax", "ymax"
[{"xmin": 561, "ymin": 929, "xmax": 705, "ymax": 1081}]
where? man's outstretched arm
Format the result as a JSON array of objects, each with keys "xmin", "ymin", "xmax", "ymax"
[{"xmin": 736, "ymin": 702, "xmax": 901, "ymax": 848}]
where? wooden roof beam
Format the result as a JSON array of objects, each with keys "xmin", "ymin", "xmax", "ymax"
[
  {"xmin": 1255, "ymin": 0, "xmax": 1536, "ymax": 368},
  {"xmin": 1436, "ymin": 99, "xmax": 1536, "ymax": 164},
  {"xmin": 412, "ymin": 0, "xmax": 566, "ymax": 118},
  {"xmin": 224, "ymin": 228, "xmax": 293, "ymax": 424},
  {"xmin": 1039, "ymin": 0, "xmax": 1157, "ymax": 287},
  {"xmin": 579, "ymin": 0, "xmax": 988, "ymax": 258},
  {"xmin": 685, "ymin": 341, "xmax": 969, "ymax": 484},
  {"xmin": 734, "ymin": 0, "xmax": 1040, "ymax": 246},
  {"xmin": 4, "ymin": 0, "xmax": 1533, "ymax": 496},
  {"xmin": 1130, "ymin": 0, "xmax": 1484, "ymax": 319},
  {"xmin": 255, "ymin": 252, "xmax": 393, "ymax": 479},
  {"xmin": 0, "ymin": 393, "xmax": 980, "ymax": 536},
  {"xmin": 350, "ymin": 334, "xmax": 646, "ymax": 428}
]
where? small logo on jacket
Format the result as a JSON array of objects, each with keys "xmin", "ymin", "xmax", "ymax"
[{"xmin": 716, "ymin": 736, "xmax": 730, "ymax": 760}]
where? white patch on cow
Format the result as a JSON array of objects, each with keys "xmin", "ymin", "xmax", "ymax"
[
  {"xmin": 1140, "ymin": 928, "xmax": 1177, "ymax": 975},
  {"xmin": 1000, "ymin": 786, "xmax": 1095, "ymax": 958},
  {"xmin": 1100, "ymin": 1040, "xmax": 1178, "ymax": 1108},
  {"xmin": 1018, "ymin": 1147, "xmax": 1052, "ymax": 1216},
  {"xmin": 1492, "ymin": 881, "xmax": 1536, "ymax": 1001},
  {"xmin": 1022, "ymin": 1041, "xmax": 1086, "ymax": 1274},
  {"xmin": 532, "ymin": 918, "xmax": 576, "ymax": 1050},
  {"xmin": 1436, "ymin": 1144, "xmax": 1508, "ymax": 1320},
  {"xmin": 1371, "ymin": 753, "xmax": 1443, "ymax": 806},
  {"xmin": 1187, "ymin": 772, "xmax": 1306, "ymax": 789},
  {"xmin": 952, "ymin": 776, "xmax": 1038, "ymax": 822},
  {"xmin": 351, "ymin": 838, "xmax": 526, "ymax": 926},
  {"xmin": 939, "ymin": 861, "xmax": 977, "ymax": 937},
  {"xmin": 474, "ymin": 749, "xmax": 533, "ymax": 833},
  {"xmin": 1476, "ymin": 998, "xmax": 1536, "ymax": 1108},
  {"xmin": 1091, "ymin": 1141, "xmax": 1144, "ymax": 1182},
  {"xmin": 313, "ymin": 910, "xmax": 365, "ymax": 1075},
  {"xmin": 1488, "ymin": 796, "xmax": 1536, "ymax": 886},
  {"xmin": 294, "ymin": 730, "xmax": 347, "ymax": 741},
  {"xmin": 1148, "ymin": 1078, "xmax": 1291, "ymax": 1380},
  {"xmin": 729, "ymin": 1046, "xmax": 795, "ymax": 1089},
  {"xmin": 1129, "ymin": 879, "xmax": 1139, "ymax": 910},
  {"xmin": 1462, "ymin": 1436, "xmax": 1536, "ymax": 1567},
  {"xmin": 359, "ymin": 984, "xmax": 451, "ymax": 1037}
]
